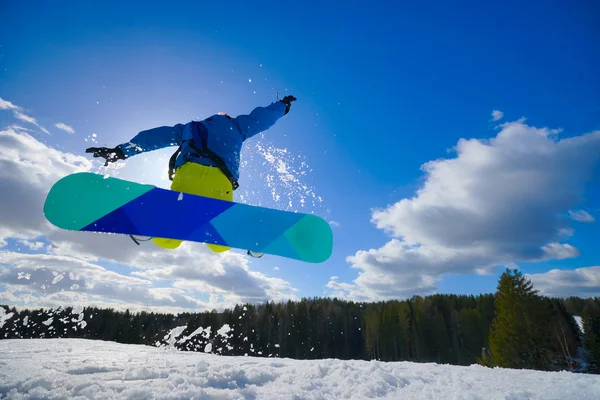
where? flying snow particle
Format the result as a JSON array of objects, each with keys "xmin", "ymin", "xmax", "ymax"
[
  {"xmin": 17, "ymin": 272, "xmax": 31, "ymax": 280},
  {"xmin": 0, "ymin": 308, "xmax": 14, "ymax": 328},
  {"xmin": 162, "ymin": 325, "xmax": 188, "ymax": 348},
  {"xmin": 177, "ymin": 326, "xmax": 209, "ymax": 345},
  {"xmin": 217, "ymin": 324, "xmax": 232, "ymax": 337},
  {"xmin": 72, "ymin": 305, "xmax": 84, "ymax": 315}
]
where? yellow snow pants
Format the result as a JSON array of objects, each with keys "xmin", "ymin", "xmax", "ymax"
[{"xmin": 151, "ymin": 162, "xmax": 233, "ymax": 252}]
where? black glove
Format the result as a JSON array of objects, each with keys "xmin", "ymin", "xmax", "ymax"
[
  {"xmin": 280, "ymin": 95, "xmax": 297, "ymax": 115},
  {"xmin": 85, "ymin": 146, "xmax": 126, "ymax": 166}
]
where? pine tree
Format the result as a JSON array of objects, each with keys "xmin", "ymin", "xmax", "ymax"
[{"xmin": 488, "ymin": 268, "xmax": 548, "ymax": 369}]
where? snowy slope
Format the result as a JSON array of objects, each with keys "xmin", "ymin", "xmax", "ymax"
[
  {"xmin": 0, "ymin": 339, "xmax": 598, "ymax": 399},
  {"xmin": 574, "ymin": 316, "xmax": 584, "ymax": 334}
]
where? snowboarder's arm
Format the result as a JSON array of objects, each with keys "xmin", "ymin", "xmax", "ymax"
[
  {"xmin": 117, "ymin": 124, "xmax": 185, "ymax": 158},
  {"xmin": 234, "ymin": 100, "xmax": 289, "ymax": 140}
]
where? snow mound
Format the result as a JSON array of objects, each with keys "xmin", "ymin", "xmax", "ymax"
[{"xmin": 0, "ymin": 339, "xmax": 598, "ymax": 399}]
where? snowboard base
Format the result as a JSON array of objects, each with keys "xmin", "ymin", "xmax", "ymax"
[{"xmin": 43, "ymin": 172, "xmax": 333, "ymax": 263}]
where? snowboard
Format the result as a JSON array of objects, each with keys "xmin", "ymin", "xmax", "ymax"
[{"xmin": 43, "ymin": 172, "xmax": 333, "ymax": 263}]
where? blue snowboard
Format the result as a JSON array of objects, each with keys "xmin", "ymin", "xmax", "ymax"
[{"xmin": 43, "ymin": 172, "xmax": 333, "ymax": 263}]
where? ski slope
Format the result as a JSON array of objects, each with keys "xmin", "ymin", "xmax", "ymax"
[{"xmin": 0, "ymin": 339, "xmax": 598, "ymax": 399}]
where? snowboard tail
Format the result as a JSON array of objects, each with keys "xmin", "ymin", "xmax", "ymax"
[{"xmin": 43, "ymin": 172, "xmax": 333, "ymax": 263}]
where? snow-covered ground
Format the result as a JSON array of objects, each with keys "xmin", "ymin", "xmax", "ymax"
[
  {"xmin": 0, "ymin": 339, "xmax": 598, "ymax": 400},
  {"xmin": 574, "ymin": 316, "xmax": 584, "ymax": 334}
]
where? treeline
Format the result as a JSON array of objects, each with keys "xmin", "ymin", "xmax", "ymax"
[{"xmin": 1, "ymin": 269, "xmax": 599, "ymax": 374}]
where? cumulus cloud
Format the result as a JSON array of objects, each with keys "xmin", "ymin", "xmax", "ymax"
[
  {"xmin": 0, "ymin": 97, "xmax": 49, "ymax": 134},
  {"xmin": 0, "ymin": 127, "xmax": 91, "ymax": 242},
  {"xmin": 43, "ymin": 230, "xmax": 299, "ymax": 310},
  {"xmin": 0, "ymin": 251, "xmax": 193, "ymax": 312},
  {"xmin": 491, "ymin": 110, "xmax": 504, "ymax": 121},
  {"xmin": 129, "ymin": 247, "xmax": 298, "ymax": 307},
  {"xmin": 0, "ymin": 251, "xmax": 149, "ymax": 292},
  {"xmin": 0, "ymin": 243, "xmax": 288, "ymax": 313},
  {"xmin": 331, "ymin": 120, "xmax": 600, "ymax": 301},
  {"xmin": 527, "ymin": 266, "xmax": 600, "ymax": 297},
  {"xmin": 54, "ymin": 123, "xmax": 75, "ymax": 134},
  {"xmin": 569, "ymin": 210, "xmax": 595, "ymax": 223}
]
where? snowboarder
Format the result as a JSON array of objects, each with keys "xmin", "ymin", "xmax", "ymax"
[{"xmin": 85, "ymin": 95, "xmax": 297, "ymax": 255}]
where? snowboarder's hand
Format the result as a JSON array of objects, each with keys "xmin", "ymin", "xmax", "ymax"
[
  {"xmin": 281, "ymin": 95, "xmax": 297, "ymax": 115},
  {"xmin": 85, "ymin": 146, "xmax": 126, "ymax": 166}
]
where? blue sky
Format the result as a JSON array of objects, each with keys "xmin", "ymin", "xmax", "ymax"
[{"xmin": 1, "ymin": 0, "xmax": 599, "ymax": 312}]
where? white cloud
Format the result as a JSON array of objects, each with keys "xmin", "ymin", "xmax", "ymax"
[
  {"xmin": 331, "ymin": 120, "xmax": 600, "ymax": 301},
  {"xmin": 491, "ymin": 110, "xmax": 504, "ymax": 121},
  {"xmin": 44, "ymin": 231, "xmax": 298, "ymax": 310},
  {"xmin": 0, "ymin": 251, "xmax": 149, "ymax": 289},
  {"xmin": 329, "ymin": 221, "xmax": 341, "ymax": 227},
  {"xmin": 54, "ymin": 123, "xmax": 75, "ymax": 134},
  {"xmin": 14, "ymin": 111, "xmax": 38, "ymax": 125},
  {"xmin": 0, "ymin": 251, "xmax": 213, "ymax": 313},
  {"xmin": 0, "ymin": 128, "xmax": 299, "ymax": 312},
  {"xmin": 0, "ymin": 98, "xmax": 20, "ymax": 110},
  {"xmin": 540, "ymin": 243, "xmax": 580, "ymax": 259},
  {"xmin": 18, "ymin": 240, "xmax": 45, "ymax": 251},
  {"xmin": 130, "ymin": 248, "xmax": 298, "ymax": 307},
  {"xmin": 0, "ymin": 128, "xmax": 90, "ymax": 243},
  {"xmin": 569, "ymin": 210, "xmax": 595, "ymax": 223},
  {"xmin": 527, "ymin": 266, "xmax": 600, "ymax": 297},
  {"xmin": 0, "ymin": 97, "xmax": 49, "ymax": 134}
]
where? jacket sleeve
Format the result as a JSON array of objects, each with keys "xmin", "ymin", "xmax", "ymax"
[
  {"xmin": 233, "ymin": 101, "xmax": 287, "ymax": 140},
  {"xmin": 117, "ymin": 123, "xmax": 184, "ymax": 158}
]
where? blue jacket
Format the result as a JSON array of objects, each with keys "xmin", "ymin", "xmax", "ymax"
[{"xmin": 117, "ymin": 100, "xmax": 287, "ymax": 181}]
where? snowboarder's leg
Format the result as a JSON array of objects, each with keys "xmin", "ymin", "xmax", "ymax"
[{"xmin": 151, "ymin": 162, "xmax": 233, "ymax": 251}]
